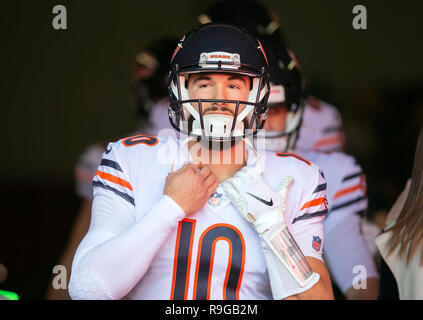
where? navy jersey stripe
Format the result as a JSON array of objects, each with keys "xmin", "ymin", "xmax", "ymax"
[
  {"xmin": 330, "ymin": 196, "xmax": 367, "ymax": 212},
  {"xmin": 92, "ymin": 180, "xmax": 134, "ymax": 205},
  {"xmin": 342, "ymin": 172, "xmax": 363, "ymax": 182},
  {"xmin": 322, "ymin": 126, "xmax": 343, "ymax": 134},
  {"xmin": 313, "ymin": 183, "xmax": 327, "ymax": 194},
  {"xmin": 292, "ymin": 209, "xmax": 328, "ymax": 224},
  {"xmin": 100, "ymin": 159, "xmax": 123, "ymax": 172}
]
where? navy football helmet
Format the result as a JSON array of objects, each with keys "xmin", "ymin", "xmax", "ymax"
[{"xmin": 168, "ymin": 23, "xmax": 271, "ymax": 141}]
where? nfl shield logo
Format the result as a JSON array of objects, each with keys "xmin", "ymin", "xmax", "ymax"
[
  {"xmin": 312, "ymin": 236, "xmax": 322, "ymax": 251},
  {"xmin": 208, "ymin": 192, "xmax": 222, "ymax": 207}
]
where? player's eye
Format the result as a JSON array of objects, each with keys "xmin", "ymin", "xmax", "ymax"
[
  {"xmin": 228, "ymin": 80, "xmax": 246, "ymax": 90},
  {"xmin": 197, "ymin": 81, "xmax": 212, "ymax": 88}
]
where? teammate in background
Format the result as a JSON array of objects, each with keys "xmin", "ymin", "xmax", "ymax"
[
  {"xmin": 45, "ymin": 38, "xmax": 176, "ymax": 300},
  {"xmin": 130, "ymin": 38, "xmax": 178, "ymax": 135},
  {"xmin": 199, "ymin": 0, "xmax": 379, "ymax": 299},
  {"xmin": 68, "ymin": 23, "xmax": 333, "ymax": 300},
  {"xmin": 198, "ymin": 0, "xmax": 345, "ymax": 153},
  {"xmin": 261, "ymin": 41, "xmax": 379, "ymax": 300}
]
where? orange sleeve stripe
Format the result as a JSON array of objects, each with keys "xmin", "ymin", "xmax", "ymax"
[
  {"xmin": 313, "ymin": 135, "xmax": 343, "ymax": 148},
  {"xmin": 96, "ymin": 170, "xmax": 133, "ymax": 191},
  {"xmin": 300, "ymin": 197, "xmax": 325, "ymax": 211},
  {"xmin": 333, "ymin": 184, "xmax": 362, "ymax": 200}
]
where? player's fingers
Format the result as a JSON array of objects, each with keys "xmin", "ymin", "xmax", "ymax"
[
  {"xmin": 278, "ymin": 176, "xmax": 294, "ymax": 197},
  {"xmin": 203, "ymin": 171, "xmax": 217, "ymax": 188},
  {"xmin": 207, "ymin": 180, "xmax": 219, "ymax": 196},
  {"xmin": 221, "ymin": 180, "xmax": 238, "ymax": 201},
  {"xmin": 229, "ymin": 176, "xmax": 244, "ymax": 193},
  {"xmin": 197, "ymin": 165, "xmax": 212, "ymax": 180},
  {"xmin": 235, "ymin": 167, "xmax": 255, "ymax": 185},
  {"xmin": 187, "ymin": 161, "xmax": 202, "ymax": 173}
]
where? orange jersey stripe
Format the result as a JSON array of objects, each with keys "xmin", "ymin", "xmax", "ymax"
[
  {"xmin": 300, "ymin": 197, "xmax": 325, "ymax": 211},
  {"xmin": 96, "ymin": 170, "xmax": 133, "ymax": 191},
  {"xmin": 313, "ymin": 135, "xmax": 343, "ymax": 149},
  {"xmin": 333, "ymin": 184, "xmax": 362, "ymax": 200}
]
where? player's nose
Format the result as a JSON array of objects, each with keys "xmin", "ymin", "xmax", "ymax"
[{"xmin": 214, "ymin": 83, "xmax": 229, "ymax": 101}]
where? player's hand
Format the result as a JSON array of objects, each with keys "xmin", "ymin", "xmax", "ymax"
[
  {"xmin": 221, "ymin": 165, "xmax": 292, "ymax": 234},
  {"xmin": 222, "ymin": 166, "xmax": 319, "ymax": 300},
  {"xmin": 164, "ymin": 162, "xmax": 218, "ymax": 216}
]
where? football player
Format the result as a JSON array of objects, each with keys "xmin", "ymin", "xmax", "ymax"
[
  {"xmin": 200, "ymin": 0, "xmax": 379, "ymax": 299},
  {"xmin": 45, "ymin": 37, "xmax": 176, "ymax": 300},
  {"xmin": 68, "ymin": 23, "xmax": 333, "ymax": 300}
]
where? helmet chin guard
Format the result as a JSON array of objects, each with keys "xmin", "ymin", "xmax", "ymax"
[{"xmin": 192, "ymin": 114, "xmax": 244, "ymax": 138}]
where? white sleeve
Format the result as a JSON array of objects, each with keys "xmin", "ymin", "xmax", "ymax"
[
  {"xmin": 323, "ymin": 158, "xmax": 378, "ymax": 293},
  {"xmin": 69, "ymin": 194, "xmax": 185, "ymax": 300},
  {"xmin": 323, "ymin": 213, "xmax": 379, "ymax": 293},
  {"xmin": 287, "ymin": 165, "xmax": 328, "ymax": 262},
  {"xmin": 68, "ymin": 145, "xmax": 185, "ymax": 300}
]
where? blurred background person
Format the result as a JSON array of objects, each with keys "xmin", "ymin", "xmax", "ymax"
[
  {"xmin": 197, "ymin": 0, "xmax": 379, "ymax": 299},
  {"xmin": 376, "ymin": 127, "xmax": 423, "ymax": 300},
  {"xmin": 45, "ymin": 37, "xmax": 176, "ymax": 300},
  {"xmin": 259, "ymin": 39, "xmax": 379, "ymax": 300}
]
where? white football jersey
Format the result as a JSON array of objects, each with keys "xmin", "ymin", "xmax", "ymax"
[
  {"xmin": 69, "ymin": 134, "xmax": 328, "ymax": 300},
  {"xmin": 296, "ymin": 96, "xmax": 345, "ymax": 153},
  {"xmin": 299, "ymin": 150, "xmax": 379, "ymax": 293}
]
